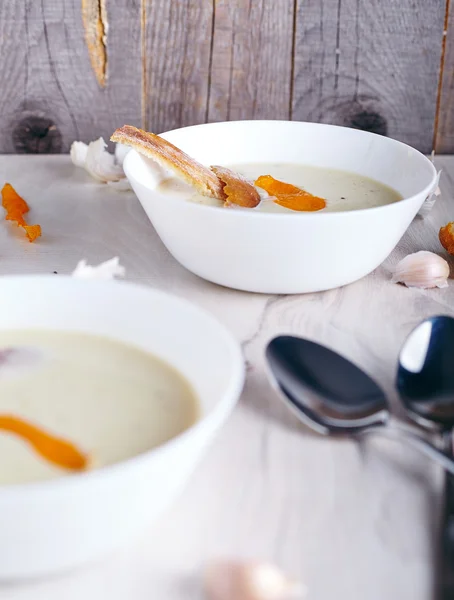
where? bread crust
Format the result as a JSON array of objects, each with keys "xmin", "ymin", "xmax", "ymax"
[
  {"xmin": 111, "ymin": 125, "xmax": 226, "ymax": 200},
  {"xmin": 211, "ymin": 166, "xmax": 261, "ymax": 208}
]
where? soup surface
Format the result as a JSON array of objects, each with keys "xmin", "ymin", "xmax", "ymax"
[
  {"xmin": 0, "ymin": 330, "xmax": 199, "ymax": 485},
  {"xmin": 158, "ymin": 163, "xmax": 402, "ymax": 212}
]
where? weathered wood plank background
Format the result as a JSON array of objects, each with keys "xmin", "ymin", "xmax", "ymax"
[{"xmin": 0, "ymin": 0, "xmax": 452, "ymax": 154}]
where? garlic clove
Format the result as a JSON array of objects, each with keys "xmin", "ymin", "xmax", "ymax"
[
  {"xmin": 71, "ymin": 257, "xmax": 125, "ymax": 280},
  {"xmin": 392, "ymin": 251, "xmax": 450, "ymax": 289},
  {"xmin": 204, "ymin": 560, "xmax": 306, "ymax": 600}
]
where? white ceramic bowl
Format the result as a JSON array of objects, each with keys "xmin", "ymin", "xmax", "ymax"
[
  {"xmin": 123, "ymin": 120, "xmax": 438, "ymax": 294},
  {"xmin": 0, "ymin": 276, "xmax": 244, "ymax": 580}
]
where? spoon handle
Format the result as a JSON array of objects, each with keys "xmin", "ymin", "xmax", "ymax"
[
  {"xmin": 439, "ymin": 431, "xmax": 454, "ymax": 600},
  {"xmin": 359, "ymin": 425, "xmax": 454, "ymax": 475}
]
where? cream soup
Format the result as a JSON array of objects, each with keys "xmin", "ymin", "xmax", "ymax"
[
  {"xmin": 158, "ymin": 163, "xmax": 402, "ymax": 212},
  {"xmin": 0, "ymin": 330, "xmax": 199, "ymax": 485}
]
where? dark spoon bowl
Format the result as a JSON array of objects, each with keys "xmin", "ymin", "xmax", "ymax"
[
  {"xmin": 266, "ymin": 334, "xmax": 454, "ymax": 474},
  {"xmin": 266, "ymin": 335, "xmax": 389, "ymax": 434},
  {"xmin": 398, "ymin": 315, "xmax": 454, "ymax": 428}
]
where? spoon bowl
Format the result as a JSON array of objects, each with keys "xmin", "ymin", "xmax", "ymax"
[
  {"xmin": 266, "ymin": 334, "xmax": 454, "ymax": 474},
  {"xmin": 266, "ymin": 336, "xmax": 389, "ymax": 434},
  {"xmin": 397, "ymin": 315, "xmax": 454, "ymax": 428}
]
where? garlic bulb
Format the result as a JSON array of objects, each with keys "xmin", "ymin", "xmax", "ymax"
[
  {"xmin": 204, "ymin": 560, "xmax": 306, "ymax": 600},
  {"xmin": 392, "ymin": 251, "xmax": 449, "ymax": 288}
]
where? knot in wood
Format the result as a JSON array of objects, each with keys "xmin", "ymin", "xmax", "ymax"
[
  {"xmin": 346, "ymin": 110, "xmax": 388, "ymax": 137},
  {"xmin": 12, "ymin": 116, "xmax": 62, "ymax": 154}
]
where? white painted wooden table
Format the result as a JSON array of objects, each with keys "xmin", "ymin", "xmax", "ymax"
[{"xmin": 0, "ymin": 156, "xmax": 453, "ymax": 600}]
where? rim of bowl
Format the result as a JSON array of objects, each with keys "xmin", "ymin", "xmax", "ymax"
[
  {"xmin": 123, "ymin": 120, "xmax": 438, "ymax": 220},
  {"xmin": 0, "ymin": 276, "xmax": 245, "ymax": 495}
]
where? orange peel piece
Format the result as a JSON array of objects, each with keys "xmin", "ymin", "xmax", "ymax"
[
  {"xmin": 211, "ymin": 166, "xmax": 261, "ymax": 208},
  {"xmin": 1, "ymin": 183, "xmax": 41, "ymax": 242},
  {"xmin": 440, "ymin": 222, "xmax": 454, "ymax": 255},
  {"xmin": 0, "ymin": 414, "xmax": 89, "ymax": 472},
  {"xmin": 23, "ymin": 224, "xmax": 42, "ymax": 242},
  {"xmin": 255, "ymin": 174, "xmax": 326, "ymax": 212}
]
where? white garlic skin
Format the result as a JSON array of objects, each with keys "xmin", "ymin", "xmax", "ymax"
[
  {"xmin": 70, "ymin": 137, "xmax": 125, "ymax": 183},
  {"xmin": 204, "ymin": 560, "xmax": 306, "ymax": 600},
  {"xmin": 392, "ymin": 251, "xmax": 450, "ymax": 289},
  {"xmin": 71, "ymin": 257, "xmax": 125, "ymax": 280},
  {"xmin": 418, "ymin": 169, "xmax": 441, "ymax": 217}
]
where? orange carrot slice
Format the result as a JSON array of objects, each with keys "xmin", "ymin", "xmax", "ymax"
[
  {"xmin": 255, "ymin": 174, "xmax": 326, "ymax": 212},
  {"xmin": 0, "ymin": 415, "xmax": 89, "ymax": 472}
]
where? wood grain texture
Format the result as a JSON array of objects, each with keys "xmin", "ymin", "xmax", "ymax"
[
  {"xmin": 0, "ymin": 0, "xmax": 453, "ymax": 153},
  {"xmin": 0, "ymin": 0, "xmax": 142, "ymax": 153},
  {"xmin": 143, "ymin": 0, "xmax": 213, "ymax": 133},
  {"xmin": 207, "ymin": 0, "xmax": 294, "ymax": 122},
  {"xmin": 0, "ymin": 155, "xmax": 453, "ymax": 599},
  {"xmin": 292, "ymin": 0, "xmax": 446, "ymax": 153},
  {"xmin": 435, "ymin": 1, "xmax": 454, "ymax": 153}
]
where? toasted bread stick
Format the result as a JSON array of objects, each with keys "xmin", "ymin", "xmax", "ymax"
[{"xmin": 111, "ymin": 125, "xmax": 226, "ymax": 200}]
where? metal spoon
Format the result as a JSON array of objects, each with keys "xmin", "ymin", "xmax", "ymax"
[
  {"xmin": 265, "ymin": 335, "xmax": 454, "ymax": 474},
  {"xmin": 397, "ymin": 315, "xmax": 454, "ymax": 428},
  {"xmin": 397, "ymin": 315, "xmax": 454, "ymax": 600}
]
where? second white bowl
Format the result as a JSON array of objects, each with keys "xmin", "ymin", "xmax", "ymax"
[
  {"xmin": 124, "ymin": 120, "xmax": 438, "ymax": 294},
  {"xmin": 0, "ymin": 276, "xmax": 244, "ymax": 579}
]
